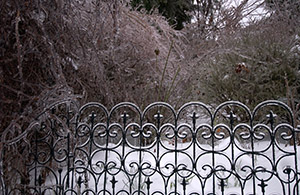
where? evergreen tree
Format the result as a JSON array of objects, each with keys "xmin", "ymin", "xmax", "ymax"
[
  {"xmin": 130, "ymin": 0, "xmax": 194, "ymax": 30},
  {"xmin": 265, "ymin": 0, "xmax": 300, "ymax": 18},
  {"xmin": 193, "ymin": 0, "xmax": 223, "ymax": 32}
]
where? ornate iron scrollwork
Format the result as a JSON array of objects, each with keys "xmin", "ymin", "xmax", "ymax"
[{"xmin": 1, "ymin": 100, "xmax": 299, "ymax": 194}]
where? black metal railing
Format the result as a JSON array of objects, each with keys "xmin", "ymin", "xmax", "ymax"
[{"xmin": 1, "ymin": 100, "xmax": 300, "ymax": 195}]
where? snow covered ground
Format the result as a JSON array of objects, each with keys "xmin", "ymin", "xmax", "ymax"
[{"xmin": 41, "ymin": 137, "xmax": 299, "ymax": 195}]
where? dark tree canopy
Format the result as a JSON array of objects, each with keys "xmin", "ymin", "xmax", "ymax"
[
  {"xmin": 130, "ymin": 0, "xmax": 194, "ymax": 30},
  {"xmin": 265, "ymin": 0, "xmax": 300, "ymax": 18}
]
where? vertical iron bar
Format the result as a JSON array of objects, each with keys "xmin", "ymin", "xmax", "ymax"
[
  {"xmin": 38, "ymin": 175, "xmax": 42, "ymax": 194},
  {"xmin": 66, "ymin": 133, "xmax": 70, "ymax": 189},
  {"xmin": 155, "ymin": 111, "xmax": 163, "ymax": 194},
  {"xmin": 220, "ymin": 179, "xmax": 225, "ymax": 195},
  {"xmin": 146, "ymin": 177, "xmax": 152, "ymax": 195},
  {"xmin": 229, "ymin": 112, "xmax": 236, "ymax": 172},
  {"xmin": 192, "ymin": 112, "xmax": 197, "ymax": 172},
  {"xmin": 138, "ymin": 125, "xmax": 142, "ymax": 194},
  {"xmin": 212, "ymin": 118, "xmax": 215, "ymax": 194},
  {"xmin": 71, "ymin": 168, "xmax": 74, "ymax": 192},
  {"xmin": 288, "ymin": 167, "xmax": 291, "ymax": 195},
  {"xmin": 58, "ymin": 168, "xmax": 62, "ymax": 195},
  {"xmin": 103, "ymin": 111, "xmax": 113, "ymax": 194},
  {"xmin": 35, "ymin": 124, "xmax": 38, "ymax": 187},
  {"xmin": 268, "ymin": 111, "xmax": 277, "ymax": 172},
  {"xmin": 258, "ymin": 180, "xmax": 267, "ymax": 195},
  {"xmin": 175, "ymin": 111, "xmax": 178, "ymax": 195},
  {"xmin": 250, "ymin": 113, "xmax": 256, "ymax": 194},
  {"xmin": 87, "ymin": 112, "xmax": 95, "ymax": 192},
  {"xmin": 294, "ymin": 126, "xmax": 299, "ymax": 195},
  {"xmin": 89, "ymin": 112, "xmax": 95, "ymax": 168},
  {"xmin": 110, "ymin": 176, "xmax": 117, "ymax": 195},
  {"xmin": 182, "ymin": 178, "xmax": 186, "ymax": 195},
  {"xmin": 121, "ymin": 115, "xmax": 126, "ymax": 193},
  {"xmin": 155, "ymin": 112, "xmax": 162, "ymax": 171}
]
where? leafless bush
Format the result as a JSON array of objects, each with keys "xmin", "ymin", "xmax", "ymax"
[{"xmin": 0, "ymin": 0, "xmax": 190, "ymax": 189}]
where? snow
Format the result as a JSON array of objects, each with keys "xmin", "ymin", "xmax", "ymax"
[
  {"xmin": 41, "ymin": 137, "xmax": 299, "ymax": 195},
  {"xmin": 66, "ymin": 57, "xmax": 79, "ymax": 70}
]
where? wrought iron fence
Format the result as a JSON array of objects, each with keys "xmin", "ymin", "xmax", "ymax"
[{"xmin": 1, "ymin": 100, "xmax": 300, "ymax": 195}]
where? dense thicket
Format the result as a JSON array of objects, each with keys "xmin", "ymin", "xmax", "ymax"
[
  {"xmin": 1, "ymin": 0, "xmax": 299, "ymax": 189},
  {"xmin": 1, "ymin": 0, "xmax": 299, "ymax": 149},
  {"xmin": 0, "ymin": 0, "xmax": 189, "ymax": 141},
  {"xmin": 187, "ymin": 0, "xmax": 300, "ymax": 126},
  {"xmin": 0, "ymin": 1, "xmax": 190, "ymax": 187}
]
